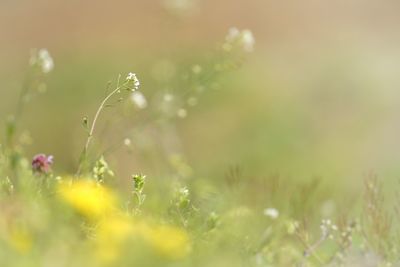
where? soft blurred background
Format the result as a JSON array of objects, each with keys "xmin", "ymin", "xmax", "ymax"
[{"xmin": 1, "ymin": 0, "xmax": 400, "ymax": 190}]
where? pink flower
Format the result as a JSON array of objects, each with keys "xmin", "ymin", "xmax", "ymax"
[{"xmin": 32, "ymin": 154, "xmax": 53, "ymax": 174}]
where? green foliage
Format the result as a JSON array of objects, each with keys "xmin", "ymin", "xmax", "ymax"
[
  {"xmin": 131, "ymin": 174, "xmax": 146, "ymax": 214},
  {"xmin": 92, "ymin": 156, "xmax": 114, "ymax": 183}
]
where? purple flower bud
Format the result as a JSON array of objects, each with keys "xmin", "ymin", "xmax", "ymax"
[{"xmin": 32, "ymin": 154, "xmax": 53, "ymax": 174}]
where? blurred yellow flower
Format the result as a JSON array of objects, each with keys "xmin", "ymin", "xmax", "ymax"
[
  {"xmin": 93, "ymin": 215, "xmax": 190, "ymax": 263},
  {"xmin": 58, "ymin": 179, "xmax": 116, "ymax": 219},
  {"xmin": 58, "ymin": 179, "xmax": 190, "ymax": 263},
  {"xmin": 94, "ymin": 215, "xmax": 137, "ymax": 263},
  {"xmin": 147, "ymin": 225, "xmax": 191, "ymax": 260}
]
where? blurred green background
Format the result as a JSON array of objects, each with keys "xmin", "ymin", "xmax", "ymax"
[{"xmin": 1, "ymin": 0, "xmax": 400, "ymax": 189}]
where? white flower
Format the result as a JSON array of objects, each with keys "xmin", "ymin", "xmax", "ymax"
[
  {"xmin": 123, "ymin": 138, "xmax": 131, "ymax": 146},
  {"xmin": 263, "ymin": 208, "xmax": 279, "ymax": 219},
  {"xmin": 320, "ymin": 219, "xmax": 337, "ymax": 239},
  {"xmin": 179, "ymin": 187, "xmax": 189, "ymax": 196},
  {"xmin": 126, "ymin": 72, "xmax": 135, "ymax": 80},
  {"xmin": 177, "ymin": 108, "xmax": 187, "ymax": 118},
  {"xmin": 126, "ymin": 72, "xmax": 140, "ymax": 90},
  {"xmin": 39, "ymin": 49, "xmax": 54, "ymax": 73},
  {"xmin": 241, "ymin": 29, "xmax": 255, "ymax": 52},
  {"xmin": 131, "ymin": 91, "xmax": 147, "ymax": 109},
  {"xmin": 31, "ymin": 49, "xmax": 54, "ymax": 73},
  {"xmin": 226, "ymin": 27, "xmax": 240, "ymax": 42},
  {"xmin": 224, "ymin": 28, "xmax": 255, "ymax": 53}
]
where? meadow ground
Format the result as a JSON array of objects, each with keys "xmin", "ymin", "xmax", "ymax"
[{"xmin": 1, "ymin": 1, "xmax": 400, "ymax": 266}]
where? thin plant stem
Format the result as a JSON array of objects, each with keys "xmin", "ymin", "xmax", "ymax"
[{"xmin": 76, "ymin": 77, "xmax": 128, "ymax": 176}]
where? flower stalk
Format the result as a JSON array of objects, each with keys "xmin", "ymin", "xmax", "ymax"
[{"xmin": 76, "ymin": 73, "xmax": 140, "ymax": 176}]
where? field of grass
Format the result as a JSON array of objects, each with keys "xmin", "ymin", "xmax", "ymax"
[{"xmin": 2, "ymin": 1, "xmax": 400, "ymax": 266}]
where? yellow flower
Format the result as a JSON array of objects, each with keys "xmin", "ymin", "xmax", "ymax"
[
  {"xmin": 93, "ymin": 216, "xmax": 190, "ymax": 263},
  {"xmin": 94, "ymin": 215, "xmax": 137, "ymax": 263},
  {"xmin": 58, "ymin": 179, "xmax": 116, "ymax": 219},
  {"xmin": 146, "ymin": 225, "xmax": 191, "ymax": 260},
  {"xmin": 58, "ymin": 179, "xmax": 190, "ymax": 262}
]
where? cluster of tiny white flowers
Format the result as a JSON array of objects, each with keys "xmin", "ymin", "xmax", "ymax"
[
  {"xmin": 339, "ymin": 223, "xmax": 356, "ymax": 247},
  {"xmin": 263, "ymin": 208, "xmax": 279, "ymax": 219},
  {"xmin": 224, "ymin": 27, "xmax": 255, "ymax": 52},
  {"xmin": 241, "ymin": 30, "xmax": 255, "ymax": 52},
  {"xmin": 226, "ymin": 27, "xmax": 240, "ymax": 42},
  {"xmin": 126, "ymin": 72, "xmax": 140, "ymax": 90},
  {"xmin": 179, "ymin": 187, "xmax": 189, "ymax": 197},
  {"xmin": 30, "ymin": 49, "xmax": 54, "ymax": 73},
  {"xmin": 125, "ymin": 72, "xmax": 144, "ymax": 109},
  {"xmin": 320, "ymin": 219, "xmax": 338, "ymax": 240}
]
